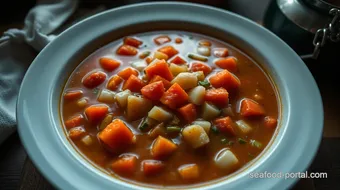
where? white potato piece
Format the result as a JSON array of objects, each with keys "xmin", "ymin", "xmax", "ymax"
[
  {"xmin": 192, "ymin": 120, "xmax": 211, "ymax": 134},
  {"xmin": 115, "ymin": 90, "xmax": 131, "ymax": 108},
  {"xmin": 182, "ymin": 125, "xmax": 210, "ymax": 148},
  {"xmin": 126, "ymin": 95, "xmax": 153, "ymax": 121},
  {"xmin": 81, "ymin": 135, "xmax": 93, "ymax": 146},
  {"xmin": 97, "ymin": 89, "xmax": 115, "ymax": 104},
  {"xmin": 235, "ymin": 120, "xmax": 252, "ymax": 134},
  {"xmin": 197, "ymin": 46, "xmax": 211, "ymax": 56},
  {"xmin": 131, "ymin": 61, "xmax": 147, "ymax": 71},
  {"xmin": 188, "ymin": 86, "xmax": 206, "ymax": 105},
  {"xmin": 148, "ymin": 106, "xmax": 173, "ymax": 122},
  {"xmin": 169, "ymin": 63, "xmax": 188, "ymax": 76},
  {"xmin": 171, "ymin": 72, "xmax": 197, "ymax": 90},
  {"xmin": 193, "ymin": 71, "xmax": 205, "ymax": 81},
  {"xmin": 202, "ymin": 102, "xmax": 220, "ymax": 120},
  {"xmin": 214, "ymin": 148, "xmax": 239, "ymax": 170},
  {"xmin": 77, "ymin": 97, "xmax": 88, "ymax": 108},
  {"xmin": 154, "ymin": 51, "xmax": 169, "ymax": 60}
]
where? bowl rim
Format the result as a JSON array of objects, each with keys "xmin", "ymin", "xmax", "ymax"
[{"xmin": 17, "ymin": 2, "xmax": 323, "ymax": 190}]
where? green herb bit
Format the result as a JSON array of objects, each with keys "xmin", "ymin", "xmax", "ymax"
[
  {"xmin": 250, "ymin": 139, "xmax": 263, "ymax": 148},
  {"xmin": 198, "ymin": 80, "xmax": 210, "ymax": 88},
  {"xmin": 238, "ymin": 138, "xmax": 247, "ymax": 144},
  {"xmin": 221, "ymin": 138, "xmax": 228, "ymax": 144},
  {"xmin": 188, "ymin": 36, "xmax": 194, "ymax": 39},
  {"xmin": 138, "ymin": 118, "xmax": 149, "ymax": 131},
  {"xmin": 211, "ymin": 126, "xmax": 220, "ymax": 134},
  {"xmin": 248, "ymin": 153, "xmax": 255, "ymax": 159},
  {"xmin": 188, "ymin": 53, "xmax": 208, "ymax": 62},
  {"xmin": 92, "ymin": 88, "xmax": 100, "ymax": 95},
  {"xmin": 170, "ymin": 116, "xmax": 180, "ymax": 125},
  {"xmin": 166, "ymin": 126, "xmax": 181, "ymax": 133}
]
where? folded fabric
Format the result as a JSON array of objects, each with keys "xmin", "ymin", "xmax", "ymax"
[{"xmin": 0, "ymin": 0, "xmax": 78, "ymax": 144}]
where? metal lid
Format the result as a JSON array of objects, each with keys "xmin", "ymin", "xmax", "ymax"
[{"xmin": 302, "ymin": 0, "xmax": 340, "ymax": 13}]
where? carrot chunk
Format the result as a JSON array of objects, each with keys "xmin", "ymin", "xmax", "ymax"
[
  {"xmin": 141, "ymin": 81, "xmax": 165, "ymax": 101},
  {"xmin": 178, "ymin": 164, "xmax": 199, "ymax": 180},
  {"xmin": 171, "ymin": 56, "xmax": 187, "ymax": 65},
  {"xmin": 107, "ymin": 75, "xmax": 123, "ymax": 91},
  {"xmin": 157, "ymin": 46, "xmax": 178, "ymax": 58},
  {"xmin": 264, "ymin": 116, "xmax": 277, "ymax": 129},
  {"xmin": 65, "ymin": 114, "xmax": 84, "ymax": 128},
  {"xmin": 64, "ymin": 90, "xmax": 83, "ymax": 101},
  {"xmin": 151, "ymin": 136, "xmax": 177, "ymax": 159},
  {"xmin": 213, "ymin": 48, "xmax": 229, "ymax": 57},
  {"xmin": 144, "ymin": 59, "xmax": 173, "ymax": 81},
  {"xmin": 145, "ymin": 57, "xmax": 154, "ymax": 64},
  {"xmin": 122, "ymin": 75, "xmax": 145, "ymax": 92},
  {"xmin": 117, "ymin": 45, "xmax": 138, "ymax": 56},
  {"xmin": 85, "ymin": 105, "xmax": 108, "ymax": 124},
  {"xmin": 209, "ymin": 70, "xmax": 241, "ymax": 90},
  {"xmin": 111, "ymin": 155, "xmax": 137, "ymax": 175},
  {"xmin": 82, "ymin": 71, "xmax": 106, "ymax": 89},
  {"xmin": 99, "ymin": 119, "xmax": 136, "ymax": 153},
  {"xmin": 99, "ymin": 57, "xmax": 121, "ymax": 71},
  {"xmin": 215, "ymin": 57, "xmax": 237, "ymax": 72},
  {"xmin": 142, "ymin": 160, "xmax": 165, "ymax": 176},
  {"xmin": 68, "ymin": 127, "xmax": 86, "ymax": 140},
  {"xmin": 214, "ymin": 117, "xmax": 236, "ymax": 136},
  {"xmin": 178, "ymin": 103, "xmax": 197, "ymax": 123},
  {"xmin": 190, "ymin": 62, "xmax": 212, "ymax": 75},
  {"xmin": 240, "ymin": 99, "xmax": 265, "ymax": 117},
  {"xmin": 205, "ymin": 88, "xmax": 229, "ymax": 107},
  {"xmin": 124, "ymin": 37, "xmax": 143, "ymax": 48},
  {"xmin": 117, "ymin": 67, "xmax": 139, "ymax": 80},
  {"xmin": 149, "ymin": 75, "xmax": 171, "ymax": 89},
  {"xmin": 154, "ymin": 35, "xmax": 171, "ymax": 45},
  {"xmin": 160, "ymin": 83, "xmax": 189, "ymax": 109},
  {"xmin": 175, "ymin": 37, "xmax": 183, "ymax": 44}
]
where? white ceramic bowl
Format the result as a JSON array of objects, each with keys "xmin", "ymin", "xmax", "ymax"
[{"xmin": 17, "ymin": 2, "xmax": 323, "ymax": 190}]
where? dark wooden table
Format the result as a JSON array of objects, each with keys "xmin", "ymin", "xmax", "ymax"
[{"xmin": 0, "ymin": 0, "xmax": 339, "ymax": 189}]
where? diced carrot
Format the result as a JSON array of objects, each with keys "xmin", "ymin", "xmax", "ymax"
[
  {"xmin": 99, "ymin": 57, "xmax": 121, "ymax": 71},
  {"xmin": 205, "ymin": 88, "xmax": 229, "ymax": 107},
  {"xmin": 107, "ymin": 75, "xmax": 123, "ymax": 91},
  {"xmin": 160, "ymin": 83, "xmax": 189, "ymax": 109},
  {"xmin": 68, "ymin": 127, "xmax": 86, "ymax": 140},
  {"xmin": 99, "ymin": 119, "xmax": 136, "ymax": 153},
  {"xmin": 171, "ymin": 56, "xmax": 187, "ymax": 64},
  {"xmin": 142, "ymin": 160, "xmax": 165, "ymax": 176},
  {"xmin": 64, "ymin": 90, "xmax": 83, "ymax": 101},
  {"xmin": 214, "ymin": 117, "xmax": 236, "ymax": 136},
  {"xmin": 215, "ymin": 57, "xmax": 237, "ymax": 72},
  {"xmin": 65, "ymin": 114, "xmax": 84, "ymax": 128},
  {"xmin": 145, "ymin": 57, "xmax": 154, "ymax": 64},
  {"xmin": 111, "ymin": 155, "xmax": 137, "ymax": 175},
  {"xmin": 264, "ymin": 116, "xmax": 278, "ymax": 129},
  {"xmin": 151, "ymin": 136, "xmax": 177, "ymax": 159},
  {"xmin": 175, "ymin": 38, "xmax": 183, "ymax": 44},
  {"xmin": 117, "ymin": 67, "xmax": 139, "ymax": 80},
  {"xmin": 82, "ymin": 71, "xmax": 106, "ymax": 89},
  {"xmin": 123, "ymin": 37, "xmax": 143, "ymax": 48},
  {"xmin": 154, "ymin": 35, "xmax": 171, "ymax": 45},
  {"xmin": 209, "ymin": 70, "xmax": 241, "ymax": 90},
  {"xmin": 178, "ymin": 164, "xmax": 199, "ymax": 180},
  {"xmin": 85, "ymin": 105, "xmax": 108, "ymax": 124},
  {"xmin": 190, "ymin": 62, "xmax": 212, "ymax": 75},
  {"xmin": 149, "ymin": 75, "xmax": 171, "ymax": 89},
  {"xmin": 178, "ymin": 103, "xmax": 197, "ymax": 123},
  {"xmin": 199, "ymin": 40, "xmax": 211, "ymax": 47},
  {"xmin": 157, "ymin": 46, "xmax": 178, "ymax": 58},
  {"xmin": 240, "ymin": 99, "xmax": 265, "ymax": 117},
  {"xmin": 122, "ymin": 75, "xmax": 145, "ymax": 92},
  {"xmin": 116, "ymin": 45, "xmax": 138, "ymax": 56},
  {"xmin": 144, "ymin": 59, "xmax": 173, "ymax": 81},
  {"xmin": 141, "ymin": 81, "xmax": 165, "ymax": 101},
  {"xmin": 213, "ymin": 48, "xmax": 229, "ymax": 57}
]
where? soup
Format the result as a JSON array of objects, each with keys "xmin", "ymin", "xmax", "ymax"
[{"xmin": 61, "ymin": 31, "xmax": 279, "ymax": 186}]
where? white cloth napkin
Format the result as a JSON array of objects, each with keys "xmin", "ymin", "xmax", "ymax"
[{"xmin": 0, "ymin": 0, "xmax": 78, "ymax": 144}]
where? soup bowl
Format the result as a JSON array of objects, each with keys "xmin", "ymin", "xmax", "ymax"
[{"xmin": 17, "ymin": 2, "xmax": 323, "ymax": 190}]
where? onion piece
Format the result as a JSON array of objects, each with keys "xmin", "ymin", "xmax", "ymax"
[
  {"xmin": 97, "ymin": 89, "xmax": 115, "ymax": 104},
  {"xmin": 81, "ymin": 135, "xmax": 93, "ymax": 146},
  {"xmin": 235, "ymin": 120, "xmax": 252, "ymax": 134},
  {"xmin": 214, "ymin": 148, "xmax": 239, "ymax": 170},
  {"xmin": 197, "ymin": 46, "xmax": 211, "ymax": 56}
]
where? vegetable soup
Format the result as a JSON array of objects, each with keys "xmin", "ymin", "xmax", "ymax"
[{"xmin": 61, "ymin": 31, "xmax": 279, "ymax": 186}]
